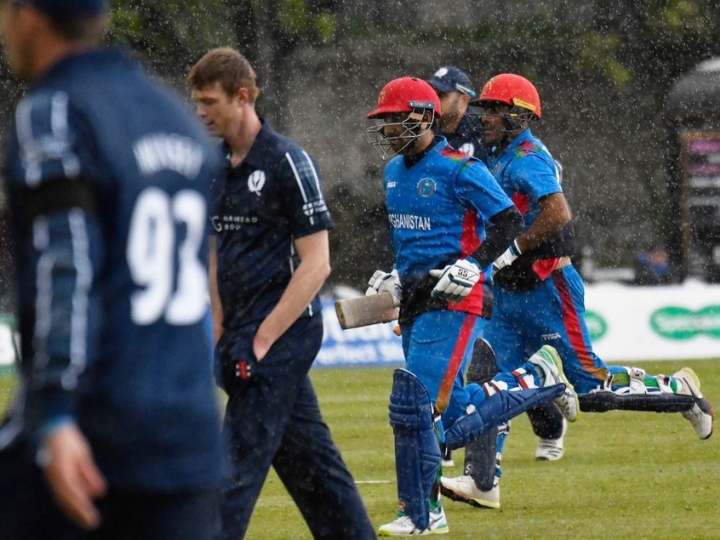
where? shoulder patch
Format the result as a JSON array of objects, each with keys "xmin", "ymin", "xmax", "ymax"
[
  {"xmin": 515, "ymin": 140, "xmax": 540, "ymax": 158},
  {"xmin": 440, "ymin": 146, "xmax": 468, "ymax": 161}
]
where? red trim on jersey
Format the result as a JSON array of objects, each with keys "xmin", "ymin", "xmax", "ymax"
[
  {"xmin": 553, "ymin": 271, "xmax": 595, "ymax": 371},
  {"xmin": 511, "ymin": 193, "xmax": 530, "ymax": 215},
  {"xmin": 435, "ymin": 314, "xmax": 477, "ymax": 413},
  {"xmin": 532, "ymin": 258, "xmax": 560, "ymax": 280},
  {"xmin": 447, "ymin": 209, "xmax": 487, "ymax": 315},
  {"xmin": 460, "ymin": 210, "xmax": 480, "ymax": 257}
]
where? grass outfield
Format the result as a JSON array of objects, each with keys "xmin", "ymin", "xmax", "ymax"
[{"xmin": 2, "ymin": 360, "xmax": 719, "ymax": 539}]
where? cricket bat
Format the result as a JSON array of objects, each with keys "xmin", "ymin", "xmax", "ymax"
[{"xmin": 334, "ymin": 292, "xmax": 399, "ymax": 330}]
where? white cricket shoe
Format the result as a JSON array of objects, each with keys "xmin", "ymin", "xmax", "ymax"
[
  {"xmin": 378, "ymin": 506, "xmax": 448, "ymax": 536},
  {"xmin": 674, "ymin": 367, "xmax": 714, "ymax": 440},
  {"xmin": 535, "ymin": 417, "xmax": 567, "ymax": 461},
  {"xmin": 529, "ymin": 345, "xmax": 580, "ymax": 423},
  {"xmin": 440, "ymin": 475, "xmax": 500, "ymax": 509}
]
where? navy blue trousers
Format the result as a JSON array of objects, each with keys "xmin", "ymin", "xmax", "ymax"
[
  {"xmin": 0, "ymin": 437, "xmax": 220, "ymax": 540},
  {"xmin": 216, "ymin": 314, "xmax": 375, "ymax": 540}
]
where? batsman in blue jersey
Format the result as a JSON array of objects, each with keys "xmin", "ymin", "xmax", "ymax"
[
  {"xmin": 0, "ymin": 1, "xmax": 226, "ymax": 539},
  {"xmin": 441, "ymin": 73, "xmax": 715, "ymax": 511},
  {"xmin": 188, "ymin": 48, "xmax": 375, "ymax": 540},
  {"xmin": 365, "ymin": 76, "xmax": 579, "ymax": 536}
]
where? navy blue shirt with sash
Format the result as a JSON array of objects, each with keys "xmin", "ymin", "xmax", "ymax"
[
  {"xmin": 1, "ymin": 48, "xmax": 225, "ymax": 491},
  {"xmin": 211, "ymin": 120, "xmax": 333, "ymax": 331}
]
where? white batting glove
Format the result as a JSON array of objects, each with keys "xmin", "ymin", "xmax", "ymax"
[
  {"xmin": 366, "ymin": 268, "xmax": 402, "ymax": 307},
  {"xmin": 429, "ymin": 258, "xmax": 481, "ymax": 303},
  {"xmin": 493, "ymin": 239, "xmax": 522, "ymax": 272}
]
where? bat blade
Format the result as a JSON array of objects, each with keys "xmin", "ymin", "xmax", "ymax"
[{"xmin": 334, "ymin": 292, "xmax": 399, "ymax": 329}]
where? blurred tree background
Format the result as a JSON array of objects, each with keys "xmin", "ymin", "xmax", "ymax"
[{"xmin": 1, "ymin": 0, "xmax": 719, "ymax": 295}]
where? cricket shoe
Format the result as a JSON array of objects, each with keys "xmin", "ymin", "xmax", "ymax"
[
  {"xmin": 673, "ymin": 367, "xmax": 714, "ymax": 440},
  {"xmin": 440, "ymin": 475, "xmax": 500, "ymax": 509},
  {"xmin": 535, "ymin": 417, "xmax": 567, "ymax": 461},
  {"xmin": 377, "ymin": 506, "xmax": 448, "ymax": 536},
  {"xmin": 529, "ymin": 345, "xmax": 579, "ymax": 423}
]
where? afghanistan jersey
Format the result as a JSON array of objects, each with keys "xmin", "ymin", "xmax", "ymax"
[
  {"xmin": 486, "ymin": 128, "xmax": 575, "ymax": 287},
  {"xmin": 383, "ymin": 137, "xmax": 514, "ymax": 321},
  {"xmin": 211, "ymin": 120, "xmax": 333, "ymax": 330},
  {"xmin": 2, "ymin": 48, "xmax": 225, "ymax": 490}
]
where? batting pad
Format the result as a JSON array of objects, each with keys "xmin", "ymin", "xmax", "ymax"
[
  {"xmin": 389, "ymin": 369, "xmax": 442, "ymax": 531},
  {"xmin": 445, "ymin": 385, "xmax": 565, "ymax": 450},
  {"xmin": 579, "ymin": 391, "xmax": 695, "ymax": 413}
]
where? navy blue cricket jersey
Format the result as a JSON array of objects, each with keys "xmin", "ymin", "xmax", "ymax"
[
  {"xmin": 1, "ymin": 49, "xmax": 225, "ymax": 491},
  {"xmin": 211, "ymin": 120, "xmax": 333, "ymax": 330},
  {"xmin": 445, "ymin": 113, "xmax": 487, "ymax": 163}
]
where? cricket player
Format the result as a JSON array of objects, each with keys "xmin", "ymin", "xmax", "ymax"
[
  {"xmin": 188, "ymin": 47, "xmax": 376, "ymax": 540},
  {"xmin": 441, "ymin": 73, "xmax": 715, "ymax": 511},
  {"xmin": 366, "ymin": 76, "xmax": 579, "ymax": 536},
  {"xmin": 426, "ymin": 65, "xmax": 487, "ymax": 162},
  {"xmin": 0, "ymin": 0, "xmax": 226, "ymax": 538}
]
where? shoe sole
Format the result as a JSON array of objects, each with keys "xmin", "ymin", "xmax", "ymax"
[
  {"xmin": 536, "ymin": 451, "xmax": 564, "ymax": 461},
  {"xmin": 693, "ymin": 398, "xmax": 714, "ymax": 440},
  {"xmin": 439, "ymin": 484, "xmax": 500, "ymax": 509},
  {"xmin": 542, "ymin": 346, "xmax": 580, "ymax": 423},
  {"xmin": 676, "ymin": 368, "xmax": 714, "ymax": 440},
  {"xmin": 378, "ymin": 524, "xmax": 449, "ymax": 536}
]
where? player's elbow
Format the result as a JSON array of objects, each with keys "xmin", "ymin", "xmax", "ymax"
[{"xmin": 319, "ymin": 260, "xmax": 332, "ymax": 281}]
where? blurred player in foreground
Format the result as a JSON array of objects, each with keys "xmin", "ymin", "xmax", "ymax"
[
  {"xmin": 365, "ymin": 75, "xmax": 579, "ymax": 536},
  {"xmin": 0, "ymin": 0, "xmax": 226, "ymax": 538},
  {"xmin": 441, "ymin": 72, "xmax": 715, "ymax": 511},
  {"xmin": 188, "ymin": 47, "xmax": 376, "ymax": 540}
]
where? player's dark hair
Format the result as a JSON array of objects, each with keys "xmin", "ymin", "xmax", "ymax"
[{"xmin": 187, "ymin": 47, "xmax": 260, "ymax": 103}]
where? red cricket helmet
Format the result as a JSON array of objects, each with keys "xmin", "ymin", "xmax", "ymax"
[
  {"xmin": 476, "ymin": 73, "xmax": 541, "ymax": 119},
  {"xmin": 367, "ymin": 77, "xmax": 442, "ymax": 119}
]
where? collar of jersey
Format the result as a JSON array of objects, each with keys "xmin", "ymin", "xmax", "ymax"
[
  {"xmin": 403, "ymin": 135, "xmax": 444, "ymax": 168},
  {"xmin": 223, "ymin": 118, "xmax": 274, "ymax": 169}
]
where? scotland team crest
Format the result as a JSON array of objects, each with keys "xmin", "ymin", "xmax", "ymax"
[
  {"xmin": 417, "ymin": 178, "xmax": 436, "ymax": 197},
  {"xmin": 248, "ymin": 170, "xmax": 266, "ymax": 195}
]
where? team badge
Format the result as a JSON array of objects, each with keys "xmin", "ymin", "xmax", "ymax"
[
  {"xmin": 417, "ymin": 178, "xmax": 436, "ymax": 197},
  {"xmin": 248, "ymin": 170, "xmax": 266, "ymax": 195}
]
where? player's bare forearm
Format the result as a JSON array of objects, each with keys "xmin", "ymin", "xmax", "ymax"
[
  {"xmin": 516, "ymin": 192, "xmax": 571, "ymax": 252},
  {"xmin": 254, "ymin": 230, "xmax": 330, "ymax": 359},
  {"xmin": 208, "ymin": 237, "xmax": 224, "ymax": 345}
]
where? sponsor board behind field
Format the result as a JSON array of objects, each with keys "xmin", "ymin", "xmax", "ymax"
[{"xmin": 1, "ymin": 279, "xmax": 719, "ymax": 373}]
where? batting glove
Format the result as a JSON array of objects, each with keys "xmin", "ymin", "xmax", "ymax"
[
  {"xmin": 493, "ymin": 239, "xmax": 522, "ymax": 272},
  {"xmin": 366, "ymin": 268, "xmax": 402, "ymax": 307},
  {"xmin": 429, "ymin": 258, "xmax": 481, "ymax": 303}
]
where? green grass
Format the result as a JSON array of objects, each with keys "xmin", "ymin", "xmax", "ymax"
[{"xmin": 2, "ymin": 360, "xmax": 719, "ymax": 539}]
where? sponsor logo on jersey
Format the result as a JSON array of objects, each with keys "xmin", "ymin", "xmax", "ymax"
[
  {"xmin": 303, "ymin": 198, "xmax": 328, "ymax": 217},
  {"xmin": 417, "ymin": 178, "xmax": 436, "ymax": 197},
  {"xmin": 388, "ymin": 213, "xmax": 432, "ymax": 230},
  {"xmin": 248, "ymin": 170, "xmax": 266, "ymax": 195},
  {"xmin": 211, "ymin": 214, "xmax": 259, "ymax": 231}
]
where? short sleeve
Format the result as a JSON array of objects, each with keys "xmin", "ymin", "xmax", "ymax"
[
  {"xmin": 508, "ymin": 151, "xmax": 561, "ymax": 201},
  {"xmin": 277, "ymin": 148, "xmax": 333, "ymax": 237},
  {"xmin": 455, "ymin": 159, "xmax": 514, "ymax": 221}
]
